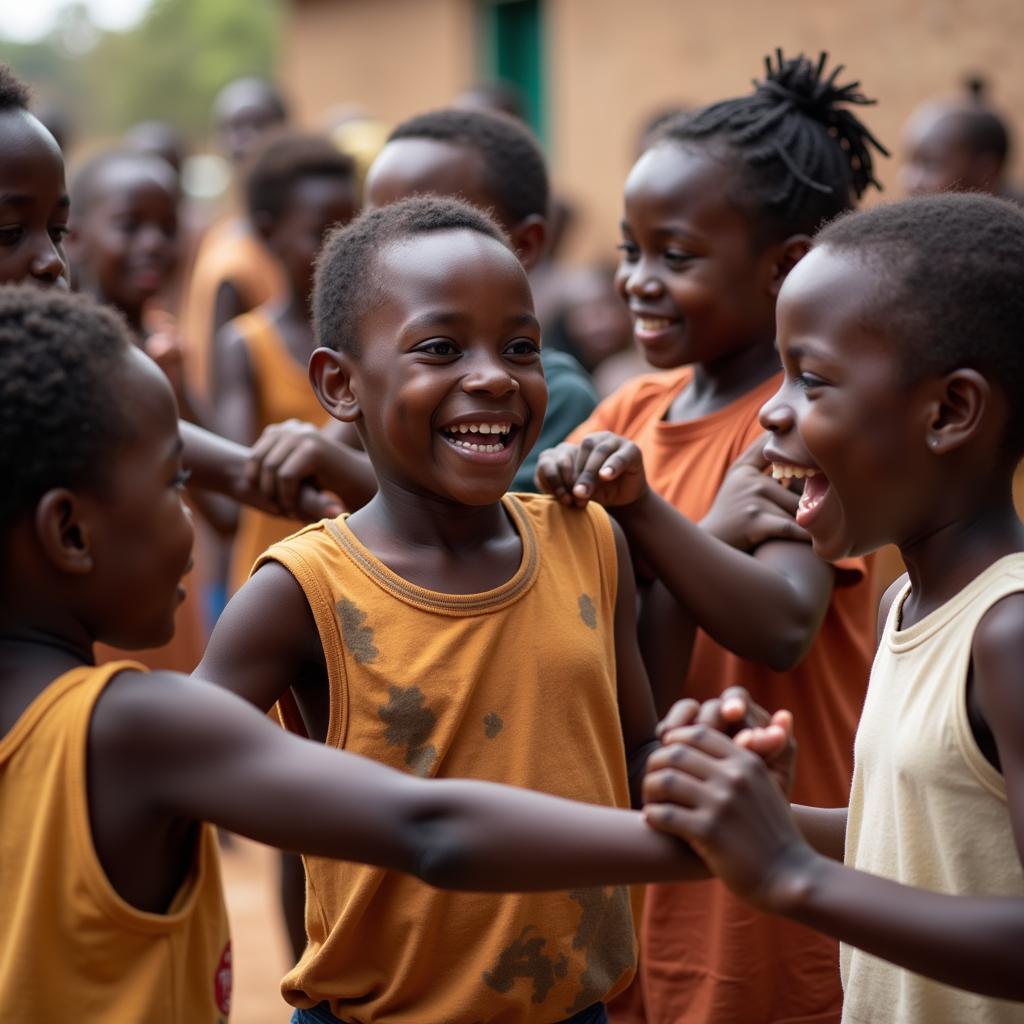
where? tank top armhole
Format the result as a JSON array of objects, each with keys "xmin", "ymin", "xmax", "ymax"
[
  {"xmin": 585, "ymin": 502, "xmax": 619, "ymax": 610},
  {"xmin": 255, "ymin": 544, "xmax": 350, "ymax": 751},
  {"xmin": 67, "ymin": 660, "xmax": 210, "ymax": 934},
  {"xmin": 951, "ymin": 586, "xmax": 1023, "ymax": 802}
]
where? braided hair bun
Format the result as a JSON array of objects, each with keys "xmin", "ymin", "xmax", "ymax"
[{"xmin": 655, "ymin": 50, "xmax": 889, "ymax": 241}]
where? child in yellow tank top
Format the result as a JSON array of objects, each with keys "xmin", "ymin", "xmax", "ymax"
[
  {"xmin": 196, "ymin": 197, "xmax": 701, "ymax": 1023},
  {"xmin": 0, "ymin": 84, "xmax": 730, "ymax": 1018}
]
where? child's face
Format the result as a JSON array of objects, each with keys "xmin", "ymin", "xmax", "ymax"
[
  {"xmin": 615, "ymin": 142, "xmax": 778, "ymax": 369},
  {"xmin": 0, "ymin": 111, "xmax": 70, "ymax": 289},
  {"xmin": 70, "ymin": 161, "xmax": 178, "ymax": 315},
  {"xmin": 901, "ymin": 104, "xmax": 984, "ymax": 197},
  {"xmin": 346, "ymin": 229, "xmax": 546, "ymax": 507},
  {"xmin": 87, "ymin": 347, "xmax": 194, "ymax": 649},
  {"xmin": 760, "ymin": 246, "xmax": 929, "ymax": 561},
  {"xmin": 268, "ymin": 174, "xmax": 357, "ymax": 301}
]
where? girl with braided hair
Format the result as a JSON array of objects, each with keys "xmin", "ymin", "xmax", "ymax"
[{"xmin": 536, "ymin": 51, "xmax": 888, "ymax": 1024}]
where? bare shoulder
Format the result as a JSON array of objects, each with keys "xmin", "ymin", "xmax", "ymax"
[
  {"xmin": 971, "ymin": 591, "xmax": 1024, "ymax": 712},
  {"xmin": 196, "ymin": 559, "xmax": 324, "ymax": 707}
]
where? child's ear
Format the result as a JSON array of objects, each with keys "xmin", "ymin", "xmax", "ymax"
[
  {"xmin": 767, "ymin": 235, "xmax": 812, "ymax": 296},
  {"xmin": 309, "ymin": 347, "xmax": 361, "ymax": 422},
  {"xmin": 34, "ymin": 489, "xmax": 93, "ymax": 575},
  {"xmin": 507, "ymin": 215, "xmax": 548, "ymax": 273},
  {"xmin": 926, "ymin": 369, "xmax": 989, "ymax": 453}
]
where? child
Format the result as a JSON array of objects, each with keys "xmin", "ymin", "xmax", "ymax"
[
  {"xmin": 196, "ymin": 195, "xmax": 666, "ymax": 1023},
  {"xmin": 537, "ymin": 52, "xmax": 887, "ymax": 1024},
  {"xmin": 244, "ymin": 106, "xmax": 598, "ymax": 509},
  {"xmin": 212, "ymin": 132, "xmax": 358, "ymax": 593},
  {"xmin": 0, "ymin": 281, "xmax": 725, "ymax": 1022},
  {"xmin": 644, "ymin": 192, "xmax": 1024, "ymax": 1022}
]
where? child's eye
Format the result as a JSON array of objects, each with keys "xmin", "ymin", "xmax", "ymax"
[
  {"xmin": 664, "ymin": 249, "xmax": 695, "ymax": 267},
  {"xmin": 48, "ymin": 225, "xmax": 69, "ymax": 244},
  {"xmin": 616, "ymin": 242, "xmax": 639, "ymax": 262},
  {"xmin": 415, "ymin": 339, "xmax": 459, "ymax": 357},
  {"xmin": 172, "ymin": 468, "xmax": 192, "ymax": 490},
  {"xmin": 793, "ymin": 372, "xmax": 828, "ymax": 392},
  {"xmin": 504, "ymin": 338, "xmax": 541, "ymax": 358},
  {"xmin": 0, "ymin": 225, "xmax": 24, "ymax": 246}
]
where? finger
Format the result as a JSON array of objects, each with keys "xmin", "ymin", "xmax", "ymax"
[
  {"xmin": 718, "ymin": 687, "xmax": 759, "ymax": 726},
  {"xmin": 645, "ymin": 736, "xmax": 723, "ymax": 780},
  {"xmin": 571, "ymin": 434, "xmax": 625, "ymax": 500},
  {"xmin": 655, "ymin": 724, "xmax": 742, "ymax": 761},
  {"xmin": 533, "ymin": 450, "xmax": 563, "ymax": 497},
  {"xmin": 656, "ymin": 698, "xmax": 700, "ymax": 738},
  {"xmin": 642, "ymin": 802, "xmax": 708, "ymax": 844},
  {"xmin": 734, "ymin": 725, "xmax": 788, "ymax": 757},
  {"xmin": 259, "ymin": 437, "xmax": 301, "ymax": 503},
  {"xmin": 642, "ymin": 765, "xmax": 705, "ymax": 807},
  {"xmin": 295, "ymin": 484, "xmax": 340, "ymax": 521},
  {"xmin": 752, "ymin": 512, "xmax": 812, "ymax": 544},
  {"xmin": 537, "ymin": 445, "xmax": 580, "ymax": 504},
  {"xmin": 276, "ymin": 448, "xmax": 322, "ymax": 518}
]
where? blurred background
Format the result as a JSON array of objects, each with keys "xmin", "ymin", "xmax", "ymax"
[{"xmin": 4, "ymin": 0, "xmax": 1023, "ymax": 264}]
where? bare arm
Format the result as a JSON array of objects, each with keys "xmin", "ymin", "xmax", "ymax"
[
  {"xmin": 638, "ymin": 579, "xmax": 696, "ymax": 719},
  {"xmin": 92, "ymin": 670, "xmax": 707, "ymax": 905},
  {"xmin": 609, "ymin": 519, "xmax": 661, "ymax": 806},
  {"xmin": 538, "ymin": 434, "xmax": 835, "ymax": 670},
  {"xmin": 644, "ymin": 592, "xmax": 1024, "ymax": 1010}
]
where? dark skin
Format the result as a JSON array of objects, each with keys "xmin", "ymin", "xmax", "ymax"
[
  {"xmin": 239, "ymin": 136, "xmax": 549, "ymax": 517},
  {"xmin": 0, "ymin": 346, "xmax": 711, "ymax": 921},
  {"xmin": 211, "ymin": 173, "xmax": 357, "ymax": 535},
  {"xmin": 644, "ymin": 245, "xmax": 1024, "ymax": 1001},
  {"xmin": 0, "ymin": 110, "xmax": 341, "ymax": 564},
  {"xmin": 198, "ymin": 229, "xmax": 660, "ymax": 803},
  {"xmin": 536, "ymin": 142, "xmax": 835, "ymax": 675}
]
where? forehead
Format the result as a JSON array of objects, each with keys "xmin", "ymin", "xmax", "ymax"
[
  {"xmin": 623, "ymin": 141, "xmax": 745, "ymax": 233},
  {"xmin": 777, "ymin": 246, "xmax": 890, "ymax": 346},
  {"xmin": 365, "ymin": 229, "xmax": 531, "ymax": 327},
  {"xmin": 365, "ymin": 138, "xmax": 493, "ymax": 216},
  {"xmin": 283, "ymin": 173, "xmax": 356, "ymax": 215},
  {"xmin": 85, "ymin": 160, "xmax": 177, "ymax": 213},
  {"xmin": 0, "ymin": 111, "xmax": 66, "ymax": 194},
  {"xmin": 118, "ymin": 345, "xmax": 180, "ymax": 440},
  {"xmin": 904, "ymin": 104, "xmax": 970, "ymax": 154}
]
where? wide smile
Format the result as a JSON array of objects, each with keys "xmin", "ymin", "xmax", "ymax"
[
  {"xmin": 632, "ymin": 313, "xmax": 681, "ymax": 343},
  {"xmin": 438, "ymin": 419, "xmax": 520, "ymax": 464},
  {"xmin": 770, "ymin": 460, "xmax": 832, "ymax": 530}
]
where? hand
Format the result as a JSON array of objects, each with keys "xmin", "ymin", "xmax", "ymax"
[
  {"xmin": 700, "ymin": 434, "xmax": 811, "ymax": 551},
  {"xmin": 658, "ymin": 687, "xmax": 797, "ymax": 796},
  {"xmin": 534, "ymin": 432, "xmax": 649, "ymax": 509},
  {"xmin": 246, "ymin": 419, "xmax": 344, "ymax": 519},
  {"xmin": 643, "ymin": 724, "xmax": 816, "ymax": 913}
]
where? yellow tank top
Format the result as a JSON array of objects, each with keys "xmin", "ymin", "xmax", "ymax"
[
  {"xmin": 842, "ymin": 554, "xmax": 1024, "ymax": 1024},
  {"xmin": 257, "ymin": 494, "xmax": 639, "ymax": 1023},
  {"xmin": 228, "ymin": 308, "xmax": 329, "ymax": 594},
  {"xmin": 0, "ymin": 662, "xmax": 232, "ymax": 1022}
]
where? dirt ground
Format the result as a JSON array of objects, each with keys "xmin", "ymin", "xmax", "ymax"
[{"xmin": 220, "ymin": 836, "xmax": 296, "ymax": 1023}]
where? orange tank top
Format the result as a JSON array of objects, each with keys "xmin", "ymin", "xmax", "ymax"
[
  {"xmin": 257, "ymin": 494, "xmax": 640, "ymax": 1023},
  {"xmin": 0, "ymin": 662, "xmax": 232, "ymax": 1022},
  {"xmin": 228, "ymin": 308, "xmax": 330, "ymax": 593}
]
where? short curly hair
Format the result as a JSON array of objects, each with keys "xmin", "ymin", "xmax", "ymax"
[
  {"xmin": 244, "ymin": 132, "xmax": 355, "ymax": 225},
  {"xmin": 816, "ymin": 192, "xmax": 1024, "ymax": 451},
  {"xmin": 0, "ymin": 64, "xmax": 30, "ymax": 112},
  {"xmin": 0, "ymin": 286, "xmax": 134, "ymax": 538},
  {"xmin": 313, "ymin": 195, "xmax": 510, "ymax": 355},
  {"xmin": 387, "ymin": 108, "xmax": 548, "ymax": 227}
]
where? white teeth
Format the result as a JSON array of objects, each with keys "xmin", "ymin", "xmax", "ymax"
[
  {"xmin": 451, "ymin": 439, "xmax": 505, "ymax": 452},
  {"xmin": 447, "ymin": 422, "xmax": 511, "ymax": 436},
  {"xmin": 636, "ymin": 316, "xmax": 673, "ymax": 331},
  {"xmin": 771, "ymin": 462, "xmax": 818, "ymax": 480}
]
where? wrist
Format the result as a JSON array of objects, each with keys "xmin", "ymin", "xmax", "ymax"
[
  {"xmin": 761, "ymin": 842, "xmax": 828, "ymax": 917},
  {"xmin": 609, "ymin": 483, "xmax": 655, "ymax": 523}
]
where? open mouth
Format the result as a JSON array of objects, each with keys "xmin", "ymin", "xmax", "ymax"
[
  {"xmin": 439, "ymin": 421, "xmax": 517, "ymax": 455},
  {"xmin": 771, "ymin": 461, "xmax": 831, "ymax": 529}
]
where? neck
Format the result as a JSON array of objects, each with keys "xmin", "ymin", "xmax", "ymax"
[
  {"xmin": 691, "ymin": 336, "xmax": 780, "ymax": 401},
  {"xmin": 349, "ymin": 480, "xmax": 512, "ymax": 557},
  {"xmin": 898, "ymin": 487, "xmax": 1024, "ymax": 624}
]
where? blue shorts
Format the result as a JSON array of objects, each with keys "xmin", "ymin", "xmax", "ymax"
[{"xmin": 289, "ymin": 1001, "xmax": 609, "ymax": 1024}]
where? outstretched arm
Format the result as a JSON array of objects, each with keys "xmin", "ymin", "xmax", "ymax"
[
  {"xmin": 93, "ymin": 669, "xmax": 707, "ymax": 899},
  {"xmin": 644, "ymin": 592, "xmax": 1024, "ymax": 1004},
  {"xmin": 537, "ymin": 434, "xmax": 835, "ymax": 670}
]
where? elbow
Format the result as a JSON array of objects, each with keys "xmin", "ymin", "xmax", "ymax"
[
  {"xmin": 759, "ymin": 612, "xmax": 818, "ymax": 672},
  {"xmin": 407, "ymin": 814, "xmax": 476, "ymax": 891}
]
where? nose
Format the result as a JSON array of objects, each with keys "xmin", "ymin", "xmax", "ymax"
[
  {"xmin": 30, "ymin": 235, "xmax": 68, "ymax": 286},
  {"xmin": 623, "ymin": 259, "xmax": 665, "ymax": 301},
  {"xmin": 758, "ymin": 378, "xmax": 796, "ymax": 434},
  {"xmin": 462, "ymin": 352, "xmax": 519, "ymax": 397}
]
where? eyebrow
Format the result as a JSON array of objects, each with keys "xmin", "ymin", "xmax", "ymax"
[
  {"xmin": 619, "ymin": 220, "xmax": 706, "ymax": 244},
  {"xmin": 0, "ymin": 193, "xmax": 70, "ymax": 209}
]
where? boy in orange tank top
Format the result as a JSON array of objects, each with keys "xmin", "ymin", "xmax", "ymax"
[{"xmin": 193, "ymin": 196, "xmax": 700, "ymax": 1023}]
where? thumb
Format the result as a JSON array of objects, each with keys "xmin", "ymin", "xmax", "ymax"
[{"xmin": 296, "ymin": 484, "xmax": 342, "ymax": 521}]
